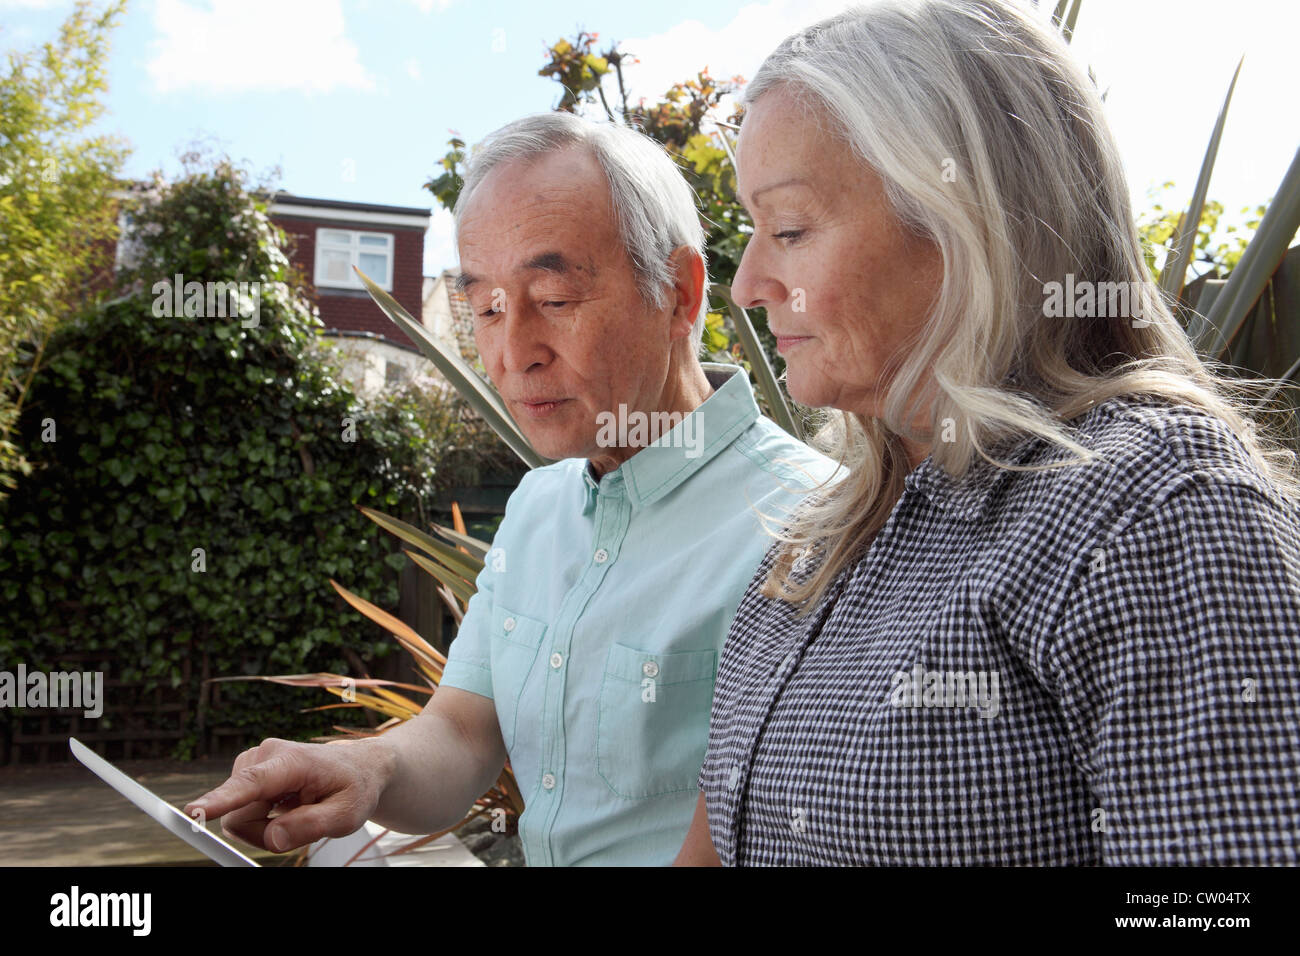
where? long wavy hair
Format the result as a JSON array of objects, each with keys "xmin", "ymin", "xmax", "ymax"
[{"xmin": 751, "ymin": 0, "xmax": 1300, "ymax": 614}]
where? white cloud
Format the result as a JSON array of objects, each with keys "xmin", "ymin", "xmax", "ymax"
[
  {"xmin": 146, "ymin": 0, "xmax": 375, "ymax": 95},
  {"xmin": 614, "ymin": 0, "xmax": 855, "ymax": 108},
  {"xmin": 404, "ymin": 57, "xmax": 421, "ymax": 82}
]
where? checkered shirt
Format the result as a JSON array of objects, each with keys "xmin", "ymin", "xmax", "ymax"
[{"xmin": 700, "ymin": 394, "xmax": 1300, "ymax": 865}]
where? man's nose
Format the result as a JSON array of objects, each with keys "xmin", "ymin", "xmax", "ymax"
[{"xmin": 500, "ymin": 304, "xmax": 552, "ymax": 374}]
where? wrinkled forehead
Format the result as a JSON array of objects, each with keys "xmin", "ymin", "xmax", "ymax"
[
  {"xmin": 735, "ymin": 87, "xmax": 841, "ymax": 202},
  {"xmin": 459, "ymin": 145, "xmax": 614, "ymax": 233},
  {"xmin": 455, "ymin": 147, "xmax": 626, "ymax": 288}
]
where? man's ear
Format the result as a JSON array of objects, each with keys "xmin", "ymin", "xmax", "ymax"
[{"xmin": 665, "ymin": 246, "xmax": 706, "ymax": 342}]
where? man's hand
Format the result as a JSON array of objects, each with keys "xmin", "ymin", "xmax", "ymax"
[{"xmin": 184, "ymin": 736, "xmax": 395, "ymax": 853}]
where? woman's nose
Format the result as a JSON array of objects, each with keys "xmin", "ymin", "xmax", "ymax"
[{"xmin": 730, "ymin": 241, "xmax": 781, "ymax": 311}]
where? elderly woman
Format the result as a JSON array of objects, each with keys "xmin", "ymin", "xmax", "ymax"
[{"xmin": 675, "ymin": 0, "xmax": 1300, "ymax": 865}]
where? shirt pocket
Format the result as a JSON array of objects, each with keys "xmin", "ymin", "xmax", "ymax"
[
  {"xmin": 487, "ymin": 605, "xmax": 548, "ymax": 754},
  {"xmin": 596, "ymin": 641, "xmax": 718, "ymax": 798}
]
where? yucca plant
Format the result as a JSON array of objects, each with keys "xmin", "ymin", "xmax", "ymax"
[
  {"xmin": 216, "ymin": 500, "xmax": 524, "ymax": 865},
  {"xmin": 1046, "ymin": 0, "xmax": 1300, "ymax": 428},
  {"xmin": 1132, "ymin": 68, "xmax": 1300, "ymax": 436}
]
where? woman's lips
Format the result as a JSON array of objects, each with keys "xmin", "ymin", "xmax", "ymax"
[{"xmin": 775, "ymin": 336, "xmax": 812, "ymax": 352}]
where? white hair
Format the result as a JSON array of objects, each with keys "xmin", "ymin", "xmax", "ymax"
[
  {"xmin": 453, "ymin": 112, "xmax": 708, "ymax": 356},
  {"xmin": 745, "ymin": 0, "xmax": 1299, "ymax": 613}
]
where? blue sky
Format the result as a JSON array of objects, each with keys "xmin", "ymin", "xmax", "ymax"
[{"xmin": 3, "ymin": 0, "xmax": 1296, "ymax": 277}]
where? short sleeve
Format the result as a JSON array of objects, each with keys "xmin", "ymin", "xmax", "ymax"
[
  {"xmin": 1049, "ymin": 473, "xmax": 1300, "ymax": 864},
  {"xmin": 437, "ymin": 555, "xmax": 497, "ymax": 699}
]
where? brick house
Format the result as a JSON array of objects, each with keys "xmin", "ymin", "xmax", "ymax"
[{"xmin": 267, "ymin": 193, "xmax": 436, "ymax": 397}]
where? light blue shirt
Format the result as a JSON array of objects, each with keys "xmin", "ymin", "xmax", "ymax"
[{"xmin": 439, "ymin": 363, "xmax": 841, "ymax": 865}]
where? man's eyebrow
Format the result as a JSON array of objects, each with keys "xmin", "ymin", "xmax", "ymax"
[
  {"xmin": 456, "ymin": 252, "xmax": 585, "ymax": 295},
  {"xmin": 523, "ymin": 251, "xmax": 577, "ymax": 275}
]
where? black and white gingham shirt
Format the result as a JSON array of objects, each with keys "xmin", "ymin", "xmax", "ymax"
[{"xmin": 700, "ymin": 394, "xmax": 1300, "ymax": 865}]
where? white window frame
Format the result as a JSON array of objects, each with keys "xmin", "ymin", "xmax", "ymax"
[{"xmin": 314, "ymin": 228, "xmax": 395, "ymax": 291}]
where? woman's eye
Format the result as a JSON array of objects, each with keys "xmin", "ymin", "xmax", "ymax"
[
  {"xmin": 773, "ymin": 230, "xmax": 805, "ymax": 243},
  {"xmin": 542, "ymin": 301, "xmax": 568, "ymax": 309}
]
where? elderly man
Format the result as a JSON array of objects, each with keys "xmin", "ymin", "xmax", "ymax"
[{"xmin": 186, "ymin": 112, "xmax": 839, "ymax": 866}]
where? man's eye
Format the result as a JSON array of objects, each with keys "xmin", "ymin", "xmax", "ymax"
[
  {"xmin": 542, "ymin": 301, "xmax": 568, "ymax": 309},
  {"xmin": 477, "ymin": 307, "xmax": 500, "ymax": 318},
  {"xmin": 773, "ymin": 230, "xmax": 805, "ymax": 243}
]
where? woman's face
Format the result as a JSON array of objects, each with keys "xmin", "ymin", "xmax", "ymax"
[{"xmin": 731, "ymin": 86, "xmax": 944, "ymax": 432}]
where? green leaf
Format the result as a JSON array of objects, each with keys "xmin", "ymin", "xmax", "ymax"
[
  {"xmin": 1060, "ymin": 0, "xmax": 1082, "ymax": 43},
  {"xmin": 404, "ymin": 549, "xmax": 477, "ymax": 604},
  {"xmin": 429, "ymin": 522, "xmax": 491, "ymax": 561},
  {"xmin": 1197, "ymin": 144, "xmax": 1300, "ymax": 357},
  {"xmin": 353, "ymin": 266, "xmax": 550, "ymax": 470},
  {"xmin": 712, "ymin": 284, "xmax": 803, "ymax": 440},
  {"xmin": 358, "ymin": 505, "xmax": 485, "ymax": 580},
  {"xmin": 1160, "ymin": 56, "xmax": 1242, "ymax": 303}
]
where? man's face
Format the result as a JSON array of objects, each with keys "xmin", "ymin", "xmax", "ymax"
[{"xmin": 457, "ymin": 147, "xmax": 686, "ymax": 474}]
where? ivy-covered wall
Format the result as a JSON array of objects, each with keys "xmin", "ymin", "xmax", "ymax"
[{"xmin": 0, "ymin": 158, "xmax": 470, "ymax": 760}]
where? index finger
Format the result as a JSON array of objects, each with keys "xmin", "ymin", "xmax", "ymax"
[{"xmin": 184, "ymin": 752, "xmax": 308, "ymax": 820}]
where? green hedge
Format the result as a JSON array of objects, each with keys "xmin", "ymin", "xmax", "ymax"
[{"xmin": 0, "ymin": 159, "xmax": 447, "ymax": 757}]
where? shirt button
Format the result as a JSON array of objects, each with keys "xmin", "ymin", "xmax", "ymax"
[
  {"xmin": 642, "ymin": 660, "xmax": 659, "ymax": 678},
  {"xmin": 594, "ymin": 548, "xmax": 609, "ymax": 564},
  {"xmin": 550, "ymin": 652, "xmax": 563, "ymax": 669},
  {"xmin": 541, "ymin": 773, "xmax": 556, "ymax": 790},
  {"xmin": 503, "ymin": 616, "xmax": 516, "ymax": 632},
  {"xmin": 727, "ymin": 765, "xmax": 740, "ymax": 790}
]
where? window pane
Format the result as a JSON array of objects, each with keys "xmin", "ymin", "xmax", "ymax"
[
  {"xmin": 358, "ymin": 234, "xmax": 389, "ymax": 247},
  {"xmin": 321, "ymin": 249, "xmax": 351, "ymax": 281},
  {"xmin": 319, "ymin": 229, "xmax": 352, "ymax": 245},
  {"xmin": 358, "ymin": 251, "xmax": 388, "ymax": 277}
]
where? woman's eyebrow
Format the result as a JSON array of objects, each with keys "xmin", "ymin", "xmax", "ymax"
[{"xmin": 741, "ymin": 176, "xmax": 813, "ymax": 211}]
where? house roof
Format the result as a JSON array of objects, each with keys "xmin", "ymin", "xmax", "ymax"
[
  {"xmin": 268, "ymin": 192, "xmax": 431, "ymax": 218},
  {"xmin": 265, "ymin": 192, "xmax": 430, "ymax": 230}
]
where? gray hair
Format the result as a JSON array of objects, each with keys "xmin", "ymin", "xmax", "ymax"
[
  {"xmin": 746, "ymin": 0, "xmax": 1299, "ymax": 614},
  {"xmin": 453, "ymin": 112, "xmax": 708, "ymax": 356}
]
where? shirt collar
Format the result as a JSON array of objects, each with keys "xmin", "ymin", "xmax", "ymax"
[
  {"xmin": 582, "ymin": 363, "xmax": 760, "ymax": 513},
  {"xmin": 903, "ymin": 430, "xmax": 1045, "ymax": 521}
]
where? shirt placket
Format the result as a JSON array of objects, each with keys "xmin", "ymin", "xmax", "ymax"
[
  {"xmin": 724, "ymin": 572, "xmax": 851, "ymax": 865},
  {"xmin": 526, "ymin": 469, "xmax": 631, "ymax": 866}
]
